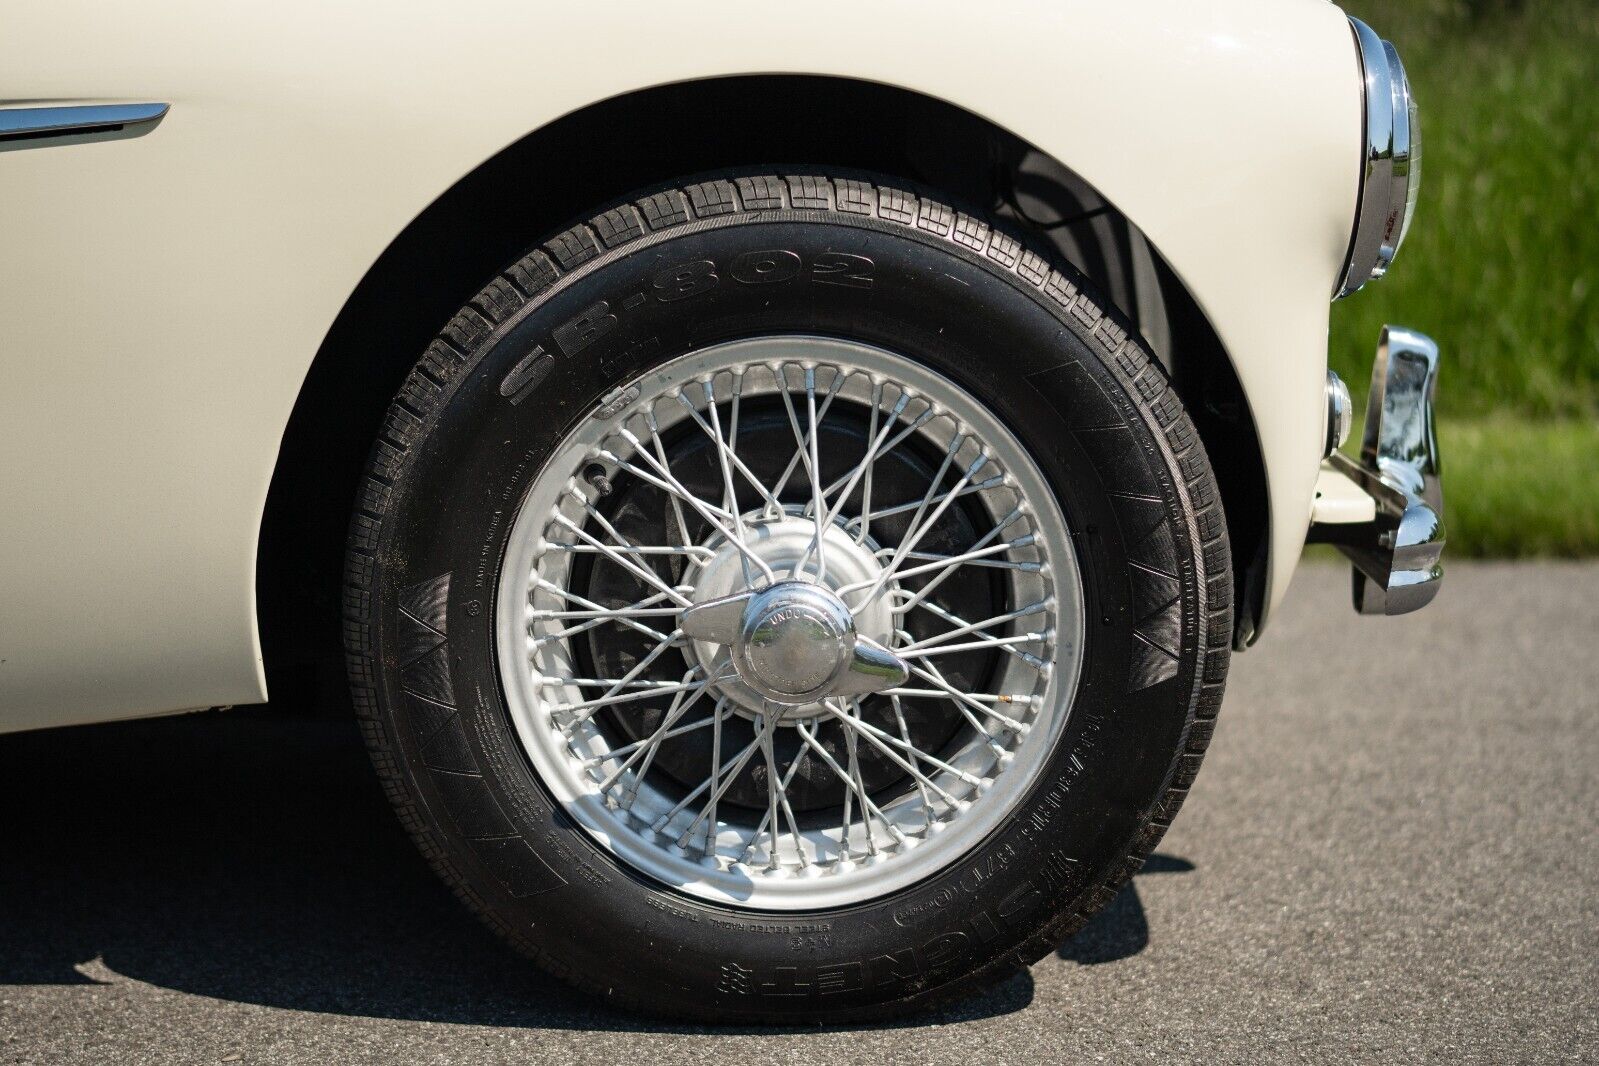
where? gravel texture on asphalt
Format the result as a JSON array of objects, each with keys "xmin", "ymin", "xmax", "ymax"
[{"xmin": 1, "ymin": 562, "xmax": 1595, "ymax": 1064}]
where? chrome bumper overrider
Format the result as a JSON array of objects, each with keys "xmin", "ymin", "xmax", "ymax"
[{"xmin": 1309, "ymin": 326, "xmax": 1444, "ymax": 615}]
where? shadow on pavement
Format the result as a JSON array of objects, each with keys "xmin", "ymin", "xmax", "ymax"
[
  {"xmin": 1056, "ymin": 853, "xmax": 1194, "ymax": 965},
  {"xmin": 0, "ymin": 703, "xmax": 1175, "ymax": 1030}
]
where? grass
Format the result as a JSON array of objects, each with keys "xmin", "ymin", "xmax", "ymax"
[
  {"xmin": 1330, "ymin": 0, "xmax": 1599, "ymax": 419},
  {"xmin": 1437, "ymin": 419, "xmax": 1599, "ymax": 556}
]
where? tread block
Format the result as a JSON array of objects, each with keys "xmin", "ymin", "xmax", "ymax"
[
  {"xmin": 686, "ymin": 180, "xmax": 738, "ymax": 217},
  {"xmin": 440, "ymin": 308, "xmax": 492, "ymax": 357},
  {"xmin": 506, "ymin": 250, "xmax": 560, "ymax": 297},
  {"xmin": 1044, "ymin": 272, "xmax": 1079, "ymax": 310},
  {"xmin": 952, "ymin": 213, "xmax": 988, "ymax": 251},
  {"xmin": 594, "ymin": 205, "xmax": 645, "ymax": 249},
  {"xmin": 471, "ymin": 275, "xmax": 524, "ymax": 326},
  {"xmin": 638, "ymin": 190, "xmax": 689, "ymax": 231},
  {"xmin": 398, "ymin": 371, "xmax": 443, "ymax": 412},
  {"xmin": 419, "ymin": 338, "xmax": 465, "ymax": 383},
  {"xmin": 835, "ymin": 179, "xmax": 875, "ymax": 215},
  {"xmin": 735, "ymin": 175, "xmax": 786, "ymax": 210},
  {"xmin": 917, "ymin": 201, "xmax": 954, "ymax": 237},
  {"xmin": 986, "ymin": 231, "xmax": 1022, "ymax": 268},
  {"xmin": 876, "ymin": 187, "xmax": 918, "ymax": 224},
  {"xmin": 546, "ymin": 225, "xmax": 600, "ymax": 271},
  {"xmin": 1017, "ymin": 249, "xmax": 1049, "ymax": 287},
  {"xmin": 785, "ymin": 174, "xmax": 832, "ymax": 209}
]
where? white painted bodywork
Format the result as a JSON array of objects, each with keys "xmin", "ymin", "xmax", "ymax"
[{"xmin": 0, "ymin": 0, "xmax": 1361, "ymax": 732}]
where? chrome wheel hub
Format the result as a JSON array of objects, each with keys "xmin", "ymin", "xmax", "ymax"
[
  {"xmin": 680, "ymin": 514, "xmax": 902, "ymax": 719},
  {"xmin": 736, "ymin": 582, "xmax": 855, "ymax": 706},
  {"xmin": 496, "ymin": 336, "xmax": 1085, "ymax": 910}
]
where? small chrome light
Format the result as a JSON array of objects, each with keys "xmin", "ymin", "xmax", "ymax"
[
  {"xmin": 1325, "ymin": 370, "xmax": 1353, "ymax": 458},
  {"xmin": 1335, "ymin": 18, "xmax": 1420, "ymax": 299}
]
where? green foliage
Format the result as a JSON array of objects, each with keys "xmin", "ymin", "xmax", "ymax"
[
  {"xmin": 1331, "ymin": 0, "xmax": 1599, "ymax": 418},
  {"xmin": 1438, "ymin": 419, "xmax": 1599, "ymax": 556}
]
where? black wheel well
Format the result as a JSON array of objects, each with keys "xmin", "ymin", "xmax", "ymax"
[{"xmin": 257, "ymin": 74, "xmax": 1268, "ymax": 688}]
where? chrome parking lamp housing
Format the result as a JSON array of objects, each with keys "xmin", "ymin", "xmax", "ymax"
[
  {"xmin": 1325, "ymin": 370, "xmax": 1354, "ymax": 458},
  {"xmin": 1336, "ymin": 18, "xmax": 1421, "ymax": 299}
]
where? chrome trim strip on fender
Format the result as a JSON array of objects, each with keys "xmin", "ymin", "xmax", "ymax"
[{"xmin": 0, "ymin": 103, "xmax": 169, "ymax": 151}]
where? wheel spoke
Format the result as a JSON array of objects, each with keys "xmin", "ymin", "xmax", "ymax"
[
  {"xmin": 675, "ymin": 714, "xmax": 775, "ymax": 846},
  {"xmin": 555, "ymin": 668, "xmax": 702, "ymax": 723},
  {"xmin": 756, "ymin": 717, "xmax": 782, "ymax": 867},
  {"xmin": 767, "ymin": 365, "xmax": 844, "ymax": 503},
  {"xmin": 737, "ymin": 726, "xmax": 810, "ymax": 868},
  {"xmin": 791, "ymin": 711, "xmax": 905, "ymax": 857},
  {"xmin": 596, "ymin": 670, "xmax": 711, "ymax": 796},
  {"xmin": 817, "ymin": 700, "xmax": 974, "ymax": 797},
  {"xmin": 674, "ymin": 381, "xmax": 785, "ymax": 520},
  {"xmin": 550, "ymin": 634, "xmax": 692, "ymax": 723},
  {"xmin": 897, "ymin": 601, "xmax": 1045, "ymax": 651},
  {"xmin": 651, "ymin": 720, "xmax": 765, "ymax": 835},
  {"xmin": 906, "ymin": 599, "xmax": 1052, "ymax": 671},
  {"xmin": 797, "ymin": 385, "xmax": 910, "ymax": 578},
  {"xmin": 897, "ymin": 633, "xmax": 1045, "ymax": 659},
  {"xmin": 553, "ymin": 512, "xmax": 694, "ymax": 608},
  {"xmin": 854, "ymin": 381, "xmax": 883, "ymax": 545},
  {"xmin": 845, "ymin": 473, "xmax": 1003, "ymax": 529},
  {"xmin": 805, "ymin": 368, "xmax": 828, "ymax": 582},
  {"xmin": 702, "ymin": 696, "xmax": 725, "ymax": 851},
  {"xmin": 582, "ymin": 710, "xmax": 718, "ymax": 768},
  {"xmin": 848, "ymin": 442, "xmax": 988, "ymax": 612},
  {"xmin": 635, "ymin": 414, "xmax": 777, "ymax": 584},
  {"xmin": 530, "ymin": 581, "xmax": 682, "ymax": 646},
  {"xmin": 890, "ymin": 694, "xmax": 937, "ymax": 830},
  {"xmin": 693, "ymin": 378, "xmax": 755, "ymax": 587},
  {"xmin": 546, "ymin": 542, "xmax": 715, "ymax": 560},
  {"xmin": 819, "ymin": 405, "xmax": 937, "ymax": 506},
  {"xmin": 902, "ymin": 661, "xmax": 1027, "ymax": 732},
  {"xmin": 842, "ymin": 536, "xmax": 1034, "ymax": 596}
]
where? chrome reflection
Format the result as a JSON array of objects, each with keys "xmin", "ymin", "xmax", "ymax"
[{"xmin": 1324, "ymin": 326, "xmax": 1444, "ymax": 615}]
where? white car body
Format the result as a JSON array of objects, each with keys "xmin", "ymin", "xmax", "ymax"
[{"xmin": 0, "ymin": 0, "xmax": 1363, "ymax": 732}]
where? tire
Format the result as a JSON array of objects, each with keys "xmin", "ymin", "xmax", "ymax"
[{"xmin": 344, "ymin": 172, "xmax": 1231, "ymax": 1022}]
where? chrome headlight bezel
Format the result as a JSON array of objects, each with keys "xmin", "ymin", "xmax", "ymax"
[{"xmin": 1335, "ymin": 18, "xmax": 1420, "ymax": 300}]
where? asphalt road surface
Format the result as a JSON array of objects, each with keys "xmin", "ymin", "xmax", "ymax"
[{"xmin": 1, "ymin": 563, "xmax": 1595, "ymax": 1064}]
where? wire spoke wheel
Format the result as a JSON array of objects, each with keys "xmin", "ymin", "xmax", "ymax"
[
  {"xmin": 351, "ymin": 173, "xmax": 1232, "ymax": 1018},
  {"xmin": 497, "ymin": 337, "xmax": 1084, "ymax": 909}
]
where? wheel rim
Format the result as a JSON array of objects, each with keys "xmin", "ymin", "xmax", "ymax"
[{"xmin": 496, "ymin": 336, "xmax": 1084, "ymax": 910}]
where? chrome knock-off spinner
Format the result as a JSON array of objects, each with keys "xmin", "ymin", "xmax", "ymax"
[{"xmin": 681, "ymin": 581, "xmax": 909, "ymax": 712}]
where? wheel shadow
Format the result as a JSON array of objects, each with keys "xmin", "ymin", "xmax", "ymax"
[
  {"xmin": 0, "ymin": 701, "xmax": 1175, "ymax": 1031},
  {"xmin": 1055, "ymin": 854, "xmax": 1195, "ymax": 965}
]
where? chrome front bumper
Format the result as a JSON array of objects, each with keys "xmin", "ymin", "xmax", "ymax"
[{"xmin": 1308, "ymin": 326, "xmax": 1444, "ymax": 615}]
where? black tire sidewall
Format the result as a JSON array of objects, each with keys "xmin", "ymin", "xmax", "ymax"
[{"xmin": 369, "ymin": 213, "xmax": 1204, "ymax": 1017}]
